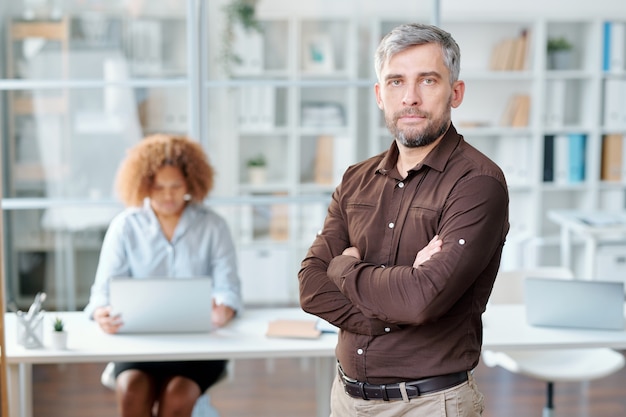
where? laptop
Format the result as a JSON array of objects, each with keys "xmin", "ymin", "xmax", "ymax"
[
  {"xmin": 109, "ymin": 277, "xmax": 213, "ymax": 334},
  {"xmin": 524, "ymin": 277, "xmax": 625, "ymax": 330}
]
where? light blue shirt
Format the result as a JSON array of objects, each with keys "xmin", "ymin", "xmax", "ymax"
[{"xmin": 84, "ymin": 200, "xmax": 242, "ymax": 318}]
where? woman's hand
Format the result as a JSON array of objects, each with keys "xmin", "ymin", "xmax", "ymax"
[
  {"xmin": 93, "ymin": 306, "xmax": 123, "ymax": 334},
  {"xmin": 212, "ymin": 300, "xmax": 235, "ymax": 328}
]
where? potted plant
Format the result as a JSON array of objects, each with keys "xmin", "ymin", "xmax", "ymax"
[
  {"xmin": 247, "ymin": 154, "xmax": 267, "ymax": 185},
  {"xmin": 547, "ymin": 36, "xmax": 573, "ymax": 70},
  {"xmin": 50, "ymin": 317, "xmax": 68, "ymax": 350},
  {"xmin": 221, "ymin": 0, "xmax": 263, "ymax": 75}
]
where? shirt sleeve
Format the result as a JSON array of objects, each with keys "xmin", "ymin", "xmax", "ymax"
[
  {"xmin": 299, "ymin": 185, "xmax": 403, "ymax": 336},
  {"xmin": 209, "ymin": 216, "xmax": 243, "ymax": 314},
  {"xmin": 83, "ymin": 214, "xmax": 131, "ymax": 319},
  {"xmin": 327, "ymin": 175, "xmax": 509, "ymax": 325}
]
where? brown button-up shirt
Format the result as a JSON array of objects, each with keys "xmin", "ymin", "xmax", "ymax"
[{"xmin": 299, "ymin": 124, "xmax": 509, "ymax": 384}]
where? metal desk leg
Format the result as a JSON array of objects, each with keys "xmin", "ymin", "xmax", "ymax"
[
  {"xmin": 559, "ymin": 226, "xmax": 572, "ymax": 270},
  {"xmin": 584, "ymin": 237, "xmax": 598, "ymax": 280},
  {"xmin": 54, "ymin": 231, "xmax": 77, "ymax": 311},
  {"xmin": 315, "ymin": 357, "xmax": 334, "ymax": 417},
  {"xmin": 7, "ymin": 363, "xmax": 32, "ymax": 417}
]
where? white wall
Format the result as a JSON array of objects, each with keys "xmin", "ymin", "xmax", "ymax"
[
  {"xmin": 256, "ymin": 0, "xmax": 626, "ymax": 21},
  {"xmin": 441, "ymin": 0, "xmax": 626, "ymax": 20}
]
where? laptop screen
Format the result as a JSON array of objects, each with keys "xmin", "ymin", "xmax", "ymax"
[
  {"xmin": 524, "ymin": 277, "xmax": 625, "ymax": 330},
  {"xmin": 109, "ymin": 277, "xmax": 213, "ymax": 334}
]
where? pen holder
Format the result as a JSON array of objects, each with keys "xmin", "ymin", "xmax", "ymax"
[{"xmin": 17, "ymin": 312, "xmax": 44, "ymax": 349}]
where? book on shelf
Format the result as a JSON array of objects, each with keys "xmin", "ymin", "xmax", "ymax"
[
  {"xmin": 603, "ymin": 78, "xmax": 626, "ymax": 127},
  {"xmin": 544, "ymin": 79, "xmax": 567, "ymax": 128},
  {"xmin": 269, "ymin": 192, "xmax": 289, "ymax": 241},
  {"xmin": 543, "ymin": 133, "xmax": 586, "ymax": 184},
  {"xmin": 496, "ymin": 136, "xmax": 530, "ymax": 186},
  {"xmin": 543, "ymin": 135, "xmax": 555, "ymax": 182},
  {"xmin": 601, "ymin": 133, "xmax": 623, "ymax": 181},
  {"xmin": 553, "ymin": 134, "xmax": 569, "ymax": 184},
  {"xmin": 301, "ymin": 102, "xmax": 345, "ymax": 127},
  {"xmin": 567, "ymin": 133, "xmax": 586, "ymax": 183},
  {"xmin": 512, "ymin": 29, "xmax": 531, "ymax": 71},
  {"xmin": 603, "ymin": 21, "xmax": 626, "ymax": 72},
  {"xmin": 314, "ymin": 134, "xmax": 354, "ymax": 186},
  {"xmin": 314, "ymin": 134, "xmax": 334, "ymax": 185},
  {"xmin": 489, "ymin": 29, "xmax": 531, "ymax": 71},
  {"xmin": 501, "ymin": 94, "xmax": 530, "ymax": 127},
  {"xmin": 238, "ymin": 86, "xmax": 276, "ymax": 130}
]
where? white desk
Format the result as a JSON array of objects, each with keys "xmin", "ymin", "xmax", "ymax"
[
  {"xmin": 6, "ymin": 305, "xmax": 626, "ymax": 417},
  {"xmin": 483, "ymin": 304, "xmax": 626, "ymax": 350},
  {"xmin": 548, "ymin": 210, "xmax": 626, "ymax": 278},
  {"xmin": 4, "ymin": 308, "xmax": 337, "ymax": 417}
]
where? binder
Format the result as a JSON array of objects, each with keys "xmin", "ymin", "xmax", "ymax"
[
  {"xmin": 601, "ymin": 134, "xmax": 623, "ymax": 181},
  {"xmin": 568, "ymin": 133, "xmax": 586, "ymax": 183}
]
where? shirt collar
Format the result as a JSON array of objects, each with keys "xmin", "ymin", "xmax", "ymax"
[
  {"xmin": 142, "ymin": 198, "xmax": 197, "ymax": 242},
  {"xmin": 375, "ymin": 123, "xmax": 461, "ymax": 176}
]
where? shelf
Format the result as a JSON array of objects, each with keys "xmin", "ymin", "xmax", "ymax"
[
  {"xmin": 11, "ymin": 95, "xmax": 68, "ymax": 115},
  {"xmin": 10, "ymin": 18, "xmax": 69, "ymax": 41}
]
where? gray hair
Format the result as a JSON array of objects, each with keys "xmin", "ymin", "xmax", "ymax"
[{"xmin": 374, "ymin": 23, "xmax": 461, "ymax": 85}]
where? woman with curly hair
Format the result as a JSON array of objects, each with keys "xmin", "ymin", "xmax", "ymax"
[{"xmin": 84, "ymin": 134, "xmax": 242, "ymax": 417}]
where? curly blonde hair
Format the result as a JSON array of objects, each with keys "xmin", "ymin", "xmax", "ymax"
[{"xmin": 115, "ymin": 134, "xmax": 215, "ymax": 207}]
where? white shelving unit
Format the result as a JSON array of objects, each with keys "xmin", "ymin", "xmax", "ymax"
[
  {"xmin": 367, "ymin": 17, "xmax": 626, "ymax": 274},
  {"xmin": 3, "ymin": 1, "xmax": 626, "ymax": 308},
  {"xmin": 2, "ymin": 9, "xmax": 189, "ymax": 309},
  {"xmin": 211, "ymin": 15, "xmax": 359, "ymax": 304},
  {"xmin": 419, "ymin": 18, "xmax": 625, "ymax": 274}
]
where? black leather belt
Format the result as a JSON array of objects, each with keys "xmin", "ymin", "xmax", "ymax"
[{"xmin": 338, "ymin": 364, "xmax": 469, "ymax": 401}]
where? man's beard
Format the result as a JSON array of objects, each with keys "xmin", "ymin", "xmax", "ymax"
[{"xmin": 385, "ymin": 100, "xmax": 451, "ymax": 148}]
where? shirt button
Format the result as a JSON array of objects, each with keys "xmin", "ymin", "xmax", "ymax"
[
  {"xmin": 388, "ymin": 222, "xmax": 394, "ymax": 229},
  {"xmin": 380, "ymin": 265, "xmax": 386, "ymax": 268},
  {"xmin": 357, "ymin": 348, "xmax": 364, "ymax": 355},
  {"xmin": 398, "ymin": 182, "xmax": 405, "ymax": 188},
  {"xmin": 384, "ymin": 327, "xmax": 391, "ymax": 332},
  {"xmin": 458, "ymin": 238, "xmax": 466, "ymax": 245}
]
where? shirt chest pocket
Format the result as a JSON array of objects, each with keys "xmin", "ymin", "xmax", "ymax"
[
  {"xmin": 404, "ymin": 205, "xmax": 440, "ymax": 239},
  {"xmin": 345, "ymin": 201, "xmax": 377, "ymax": 243}
]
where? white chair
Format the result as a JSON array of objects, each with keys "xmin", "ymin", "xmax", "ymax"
[
  {"xmin": 100, "ymin": 362, "xmax": 222, "ymax": 417},
  {"xmin": 482, "ymin": 267, "xmax": 625, "ymax": 417}
]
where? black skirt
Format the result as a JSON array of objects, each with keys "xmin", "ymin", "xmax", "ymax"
[{"xmin": 113, "ymin": 360, "xmax": 227, "ymax": 392}]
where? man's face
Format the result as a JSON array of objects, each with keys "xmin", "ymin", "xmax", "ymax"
[{"xmin": 375, "ymin": 43, "xmax": 464, "ymax": 148}]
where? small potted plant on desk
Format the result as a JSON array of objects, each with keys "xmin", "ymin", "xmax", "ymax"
[
  {"xmin": 247, "ymin": 154, "xmax": 267, "ymax": 185},
  {"xmin": 50, "ymin": 317, "xmax": 68, "ymax": 350},
  {"xmin": 547, "ymin": 36, "xmax": 573, "ymax": 70}
]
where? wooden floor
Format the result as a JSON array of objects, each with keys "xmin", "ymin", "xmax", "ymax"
[{"xmin": 28, "ymin": 353, "xmax": 626, "ymax": 417}]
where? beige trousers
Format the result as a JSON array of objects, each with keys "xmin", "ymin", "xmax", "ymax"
[{"xmin": 329, "ymin": 371, "xmax": 484, "ymax": 417}]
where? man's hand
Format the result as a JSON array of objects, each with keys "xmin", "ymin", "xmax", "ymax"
[
  {"xmin": 94, "ymin": 306, "xmax": 123, "ymax": 334},
  {"xmin": 413, "ymin": 235, "xmax": 442, "ymax": 268},
  {"xmin": 342, "ymin": 246, "xmax": 361, "ymax": 260}
]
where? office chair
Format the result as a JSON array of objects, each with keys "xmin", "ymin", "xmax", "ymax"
[
  {"xmin": 101, "ymin": 362, "xmax": 224, "ymax": 417},
  {"xmin": 481, "ymin": 267, "xmax": 625, "ymax": 417}
]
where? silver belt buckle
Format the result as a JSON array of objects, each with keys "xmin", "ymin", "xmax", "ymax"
[{"xmin": 337, "ymin": 363, "xmax": 358, "ymax": 383}]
